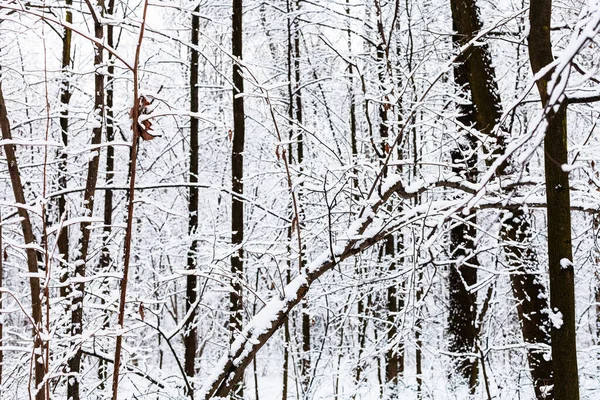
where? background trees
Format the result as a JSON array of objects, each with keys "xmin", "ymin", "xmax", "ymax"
[{"xmin": 0, "ymin": 0, "xmax": 599, "ymax": 399}]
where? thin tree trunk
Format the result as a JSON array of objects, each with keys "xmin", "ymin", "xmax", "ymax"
[
  {"xmin": 372, "ymin": 14, "xmax": 400, "ymax": 388},
  {"xmin": 346, "ymin": 9, "xmax": 366, "ymax": 390},
  {"xmin": 415, "ymin": 273, "xmax": 423, "ymax": 398},
  {"xmin": 68, "ymin": 2, "xmax": 105, "ymax": 398},
  {"xmin": 0, "ymin": 208, "xmax": 3, "ymax": 387},
  {"xmin": 0, "ymin": 81, "xmax": 46, "ymax": 400},
  {"xmin": 111, "ymin": 2, "xmax": 149, "ymax": 397},
  {"xmin": 58, "ymin": 0, "xmax": 73, "ymax": 300},
  {"xmin": 231, "ymin": 0, "xmax": 245, "ymax": 397},
  {"xmin": 528, "ymin": 2, "xmax": 578, "ymax": 399},
  {"xmin": 184, "ymin": 3, "xmax": 201, "ymax": 388},
  {"xmin": 294, "ymin": 12, "xmax": 310, "ymax": 400},
  {"xmin": 98, "ymin": 0, "xmax": 115, "ymax": 389},
  {"xmin": 385, "ymin": 236, "xmax": 399, "ymax": 389},
  {"xmin": 286, "ymin": 0, "xmax": 309, "ymax": 394},
  {"xmin": 595, "ymin": 213, "xmax": 600, "ymax": 368}
]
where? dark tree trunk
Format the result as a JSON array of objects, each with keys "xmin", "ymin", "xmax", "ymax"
[
  {"xmin": 447, "ymin": 159, "xmax": 479, "ymax": 390},
  {"xmin": 372, "ymin": 15, "xmax": 400, "ymax": 388},
  {"xmin": 385, "ymin": 236, "xmax": 399, "ymax": 388},
  {"xmin": 184, "ymin": 3, "xmax": 201, "ymax": 387},
  {"xmin": 294, "ymin": 7, "xmax": 311, "ymax": 397},
  {"xmin": 231, "ymin": 0, "xmax": 245, "ymax": 397},
  {"xmin": 0, "ymin": 82, "xmax": 46, "ymax": 400},
  {"xmin": 448, "ymin": 2, "xmax": 479, "ymax": 386},
  {"xmin": 68, "ymin": 2, "xmax": 105, "ymax": 398},
  {"xmin": 501, "ymin": 209, "xmax": 553, "ymax": 398},
  {"xmin": 58, "ymin": 0, "xmax": 73, "ymax": 300},
  {"xmin": 528, "ymin": 2, "xmax": 578, "ymax": 399},
  {"xmin": 98, "ymin": 0, "xmax": 116, "ymax": 389},
  {"xmin": 0, "ymin": 209, "xmax": 3, "ymax": 386}
]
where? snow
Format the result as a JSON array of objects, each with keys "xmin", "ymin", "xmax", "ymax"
[
  {"xmin": 560, "ymin": 258, "xmax": 573, "ymax": 269},
  {"xmin": 549, "ymin": 308, "xmax": 564, "ymax": 330},
  {"xmin": 561, "ymin": 163, "xmax": 581, "ymax": 173},
  {"xmin": 380, "ymin": 173, "xmax": 402, "ymax": 194},
  {"xmin": 3, "ymin": 2, "xmax": 600, "ymax": 399}
]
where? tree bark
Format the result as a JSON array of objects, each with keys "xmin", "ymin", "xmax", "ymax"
[
  {"xmin": 501, "ymin": 209, "xmax": 553, "ymax": 398},
  {"xmin": 528, "ymin": 1, "xmax": 578, "ymax": 399},
  {"xmin": 184, "ymin": 3, "xmax": 200, "ymax": 387},
  {"xmin": 99, "ymin": 0, "xmax": 116, "ymax": 389},
  {"xmin": 68, "ymin": 2, "xmax": 105, "ymax": 398},
  {"xmin": 448, "ymin": 1, "xmax": 479, "ymax": 386},
  {"xmin": 0, "ymin": 207, "xmax": 3, "ymax": 387},
  {"xmin": 58, "ymin": 0, "xmax": 73, "ymax": 300},
  {"xmin": 450, "ymin": 1, "xmax": 554, "ymax": 396},
  {"xmin": 231, "ymin": 0, "xmax": 245, "ymax": 397},
  {"xmin": 293, "ymin": 3, "xmax": 310, "ymax": 394},
  {"xmin": 0, "ymin": 81, "xmax": 46, "ymax": 400}
]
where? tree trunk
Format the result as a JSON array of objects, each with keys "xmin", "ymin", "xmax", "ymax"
[
  {"xmin": 294, "ymin": 12, "xmax": 310, "ymax": 399},
  {"xmin": 0, "ymin": 81, "xmax": 46, "ymax": 400},
  {"xmin": 231, "ymin": 0, "xmax": 245, "ymax": 397},
  {"xmin": 99, "ymin": 0, "xmax": 116, "ymax": 389},
  {"xmin": 68, "ymin": 2, "xmax": 105, "ymax": 398},
  {"xmin": 385, "ymin": 236, "xmax": 399, "ymax": 390},
  {"xmin": 448, "ymin": 2, "xmax": 479, "ymax": 386},
  {"xmin": 0, "ymin": 208, "xmax": 3, "ymax": 387},
  {"xmin": 58, "ymin": 0, "xmax": 73, "ymax": 300},
  {"xmin": 501, "ymin": 209, "xmax": 553, "ymax": 398},
  {"xmin": 184, "ymin": 3, "xmax": 200, "ymax": 387},
  {"xmin": 528, "ymin": 2, "xmax": 578, "ymax": 399}
]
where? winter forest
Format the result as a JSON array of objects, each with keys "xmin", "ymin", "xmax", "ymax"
[{"xmin": 1, "ymin": 0, "xmax": 600, "ymax": 399}]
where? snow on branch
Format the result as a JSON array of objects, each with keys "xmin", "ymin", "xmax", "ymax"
[{"xmin": 198, "ymin": 175, "xmax": 408, "ymax": 399}]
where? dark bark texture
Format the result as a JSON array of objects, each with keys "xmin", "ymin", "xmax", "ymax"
[
  {"xmin": 231, "ymin": 0, "xmax": 245, "ymax": 397},
  {"xmin": 0, "ymin": 82, "xmax": 46, "ymax": 400},
  {"xmin": 184, "ymin": 3, "xmax": 200, "ymax": 384},
  {"xmin": 450, "ymin": 1, "xmax": 554, "ymax": 396},
  {"xmin": 528, "ymin": 1, "xmax": 578, "ymax": 399},
  {"xmin": 68, "ymin": 2, "xmax": 105, "ymax": 398}
]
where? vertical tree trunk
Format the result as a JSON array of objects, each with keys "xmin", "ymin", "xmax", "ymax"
[
  {"xmin": 595, "ymin": 213, "xmax": 600, "ymax": 356},
  {"xmin": 287, "ymin": 0, "xmax": 309, "ymax": 394},
  {"xmin": 0, "ymin": 82, "xmax": 46, "ymax": 400},
  {"xmin": 501, "ymin": 209, "xmax": 553, "ymax": 398},
  {"xmin": 99, "ymin": 0, "xmax": 115, "ymax": 389},
  {"xmin": 528, "ymin": 2, "xmax": 578, "ymax": 399},
  {"xmin": 0, "ymin": 208, "xmax": 3, "ymax": 387},
  {"xmin": 415, "ymin": 269, "xmax": 423, "ymax": 399},
  {"xmin": 372, "ymin": 9, "xmax": 400, "ymax": 387},
  {"xmin": 58, "ymin": 0, "xmax": 73, "ymax": 299},
  {"xmin": 184, "ymin": 3, "xmax": 200, "ymax": 387},
  {"xmin": 294, "ymin": 4, "xmax": 310, "ymax": 395},
  {"xmin": 384, "ymin": 236, "xmax": 399, "ymax": 390},
  {"xmin": 346, "ymin": 7, "xmax": 367, "ymax": 390},
  {"xmin": 231, "ymin": 0, "xmax": 245, "ymax": 397},
  {"xmin": 448, "ymin": 150, "xmax": 478, "ymax": 390},
  {"xmin": 68, "ymin": 2, "xmax": 105, "ymax": 398},
  {"xmin": 448, "ymin": 3, "xmax": 479, "ymax": 385}
]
